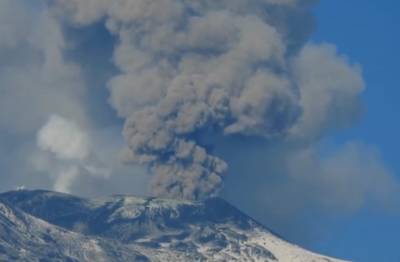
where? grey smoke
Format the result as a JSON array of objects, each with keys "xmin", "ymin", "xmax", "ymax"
[
  {"xmin": 0, "ymin": 0, "xmax": 399, "ymax": 248},
  {"xmin": 218, "ymin": 140, "xmax": 400, "ymax": 244},
  {"xmin": 0, "ymin": 0, "xmax": 92, "ymax": 193},
  {"xmin": 44, "ymin": 0, "xmax": 367, "ymax": 200},
  {"xmin": 0, "ymin": 0, "xmax": 146, "ymax": 196},
  {"xmin": 0, "ymin": 0, "xmax": 88, "ymax": 134}
]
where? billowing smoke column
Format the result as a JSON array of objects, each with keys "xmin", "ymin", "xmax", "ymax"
[{"xmin": 48, "ymin": 0, "xmax": 363, "ymax": 200}]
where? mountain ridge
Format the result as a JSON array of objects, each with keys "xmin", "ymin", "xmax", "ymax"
[{"xmin": 0, "ymin": 189, "xmax": 347, "ymax": 262}]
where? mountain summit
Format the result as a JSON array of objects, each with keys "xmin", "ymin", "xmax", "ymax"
[{"xmin": 0, "ymin": 190, "xmax": 345, "ymax": 261}]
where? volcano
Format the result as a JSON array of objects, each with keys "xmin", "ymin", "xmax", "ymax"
[{"xmin": 0, "ymin": 190, "xmax": 345, "ymax": 261}]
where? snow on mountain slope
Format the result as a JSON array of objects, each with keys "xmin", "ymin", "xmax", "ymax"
[
  {"xmin": 0, "ymin": 200, "xmax": 149, "ymax": 262},
  {"xmin": 0, "ymin": 190, "xmax": 347, "ymax": 262}
]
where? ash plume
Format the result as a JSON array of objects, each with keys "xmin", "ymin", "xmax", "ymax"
[{"xmin": 47, "ymin": 0, "xmax": 363, "ymax": 200}]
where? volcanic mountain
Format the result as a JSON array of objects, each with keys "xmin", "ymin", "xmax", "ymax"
[{"xmin": 0, "ymin": 190, "xmax": 345, "ymax": 261}]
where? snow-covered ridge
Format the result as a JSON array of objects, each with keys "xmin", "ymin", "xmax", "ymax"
[
  {"xmin": 0, "ymin": 199, "xmax": 148, "ymax": 261},
  {"xmin": 0, "ymin": 190, "xmax": 348, "ymax": 261}
]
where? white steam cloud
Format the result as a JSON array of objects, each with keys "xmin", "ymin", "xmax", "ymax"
[
  {"xmin": 38, "ymin": 115, "xmax": 90, "ymax": 160},
  {"xmin": 35, "ymin": 115, "xmax": 110, "ymax": 193}
]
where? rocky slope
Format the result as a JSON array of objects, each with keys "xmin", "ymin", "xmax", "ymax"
[{"xmin": 0, "ymin": 190, "xmax": 346, "ymax": 262}]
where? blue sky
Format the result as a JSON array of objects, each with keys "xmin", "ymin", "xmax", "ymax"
[{"xmin": 312, "ymin": 1, "xmax": 400, "ymax": 261}]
